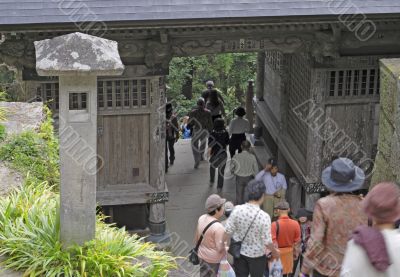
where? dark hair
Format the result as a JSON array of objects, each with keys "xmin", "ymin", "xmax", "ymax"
[
  {"xmin": 225, "ymin": 209, "xmax": 232, "ymax": 218},
  {"xmin": 246, "ymin": 180, "xmax": 266, "ymax": 201},
  {"xmin": 268, "ymin": 157, "xmax": 278, "ymax": 167},
  {"xmin": 235, "ymin": 107, "xmax": 246, "ymax": 117},
  {"xmin": 241, "ymin": 140, "xmax": 251, "ymax": 151},
  {"xmin": 213, "ymin": 118, "xmax": 225, "ymax": 131},
  {"xmin": 166, "ymin": 102, "xmax": 173, "ymax": 118},
  {"xmin": 208, "ymin": 205, "xmax": 222, "ymax": 216},
  {"xmin": 197, "ymin": 98, "xmax": 205, "ymax": 107}
]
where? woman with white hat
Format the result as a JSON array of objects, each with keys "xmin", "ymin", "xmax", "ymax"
[{"xmin": 194, "ymin": 194, "xmax": 227, "ymax": 277}]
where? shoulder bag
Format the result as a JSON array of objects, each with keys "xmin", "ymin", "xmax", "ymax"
[
  {"xmin": 189, "ymin": 220, "xmax": 218, "ymax": 265},
  {"xmin": 228, "ymin": 210, "xmax": 261, "ymax": 259}
]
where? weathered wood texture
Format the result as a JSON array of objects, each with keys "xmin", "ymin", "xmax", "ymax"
[
  {"xmin": 148, "ymin": 76, "xmax": 168, "ymax": 236},
  {"xmin": 245, "ymin": 80, "xmax": 254, "ymax": 132},
  {"xmin": 97, "ymin": 114, "xmax": 150, "ymax": 188},
  {"xmin": 263, "ymin": 51, "xmax": 283, "ymax": 122}
]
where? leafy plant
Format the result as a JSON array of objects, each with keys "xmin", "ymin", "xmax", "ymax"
[
  {"xmin": 0, "ymin": 107, "xmax": 59, "ymax": 187},
  {"xmin": 0, "ymin": 177, "xmax": 176, "ymax": 276},
  {"xmin": 0, "ymin": 107, "xmax": 176, "ymax": 276},
  {"xmin": 0, "ymin": 124, "xmax": 6, "ymax": 141}
]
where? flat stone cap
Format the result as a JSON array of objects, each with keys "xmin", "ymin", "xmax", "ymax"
[{"xmin": 35, "ymin": 32, "xmax": 124, "ymax": 76}]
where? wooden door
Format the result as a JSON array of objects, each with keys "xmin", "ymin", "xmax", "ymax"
[{"xmin": 97, "ymin": 114, "xmax": 150, "ymax": 189}]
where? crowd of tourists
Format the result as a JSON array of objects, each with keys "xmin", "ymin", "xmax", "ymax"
[
  {"xmin": 165, "ymin": 80, "xmax": 251, "ymax": 187},
  {"xmin": 166, "ymin": 81, "xmax": 400, "ymax": 276},
  {"xmin": 190, "ymin": 157, "xmax": 400, "ymax": 276}
]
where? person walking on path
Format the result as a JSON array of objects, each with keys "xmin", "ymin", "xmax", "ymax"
[
  {"xmin": 202, "ymin": 80, "xmax": 225, "ymax": 104},
  {"xmin": 225, "ymin": 180, "xmax": 279, "ymax": 277},
  {"xmin": 208, "ymin": 118, "xmax": 230, "ymax": 193},
  {"xmin": 255, "ymin": 158, "xmax": 287, "ymax": 219},
  {"xmin": 300, "ymin": 157, "xmax": 368, "ymax": 277},
  {"xmin": 341, "ymin": 182, "xmax": 400, "ymax": 277},
  {"xmin": 188, "ymin": 98, "xmax": 213, "ymax": 169},
  {"xmin": 206, "ymin": 89, "xmax": 226, "ymax": 123},
  {"xmin": 165, "ymin": 103, "xmax": 179, "ymax": 173},
  {"xmin": 230, "ymin": 140, "xmax": 259, "ymax": 204},
  {"xmin": 271, "ymin": 201, "xmax": 301, "ymax": 277},
  {"xmin": 228, "ymin": 107, "xmax": 250, "ymax": 158},
  {"xmin": 292, "ymin": 208, "xmax": 313, "ymax": 273},
  {"xmin": 194, "ymin": 194, "xmax": 228, "ymax": 277}
]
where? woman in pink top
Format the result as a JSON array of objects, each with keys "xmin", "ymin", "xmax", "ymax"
[{"xmin": 194, "ymin": 194, "xmax": 227, "ymax": 277}]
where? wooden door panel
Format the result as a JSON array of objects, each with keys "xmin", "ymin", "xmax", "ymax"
[
  {"xmin": 323, "ymin": 104, "xmax": 373, "ymax": 164},
  {"xmin": 97, "ymin": 114, "xmax": 150, "ymax": 188}
]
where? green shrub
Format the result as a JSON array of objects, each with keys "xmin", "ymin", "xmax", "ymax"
[
  {"xmin": 0, "ymin": 107, "xmax": 59, "ymax": 187},
  {"xmin": 0, "ymin": 124, "xmax": 6, "ymax": 141},
  {"xmin": 0, "ymin": 107, "xmax": 176, "ymax": 276},
  {"xmin": 0, "ymin": 177, "xmax": 176, "ymax": 277}
]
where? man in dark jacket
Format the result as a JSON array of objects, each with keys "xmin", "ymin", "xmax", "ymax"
[
  {"xmin": 188, "ymin": 98, "xmax": 213, "ymax": 169},
  {"xmin": 201, "ymin": 80, "xmax": 225, "ymax": 104},
  {"xmin": 165, "ymin": 103, "xmax": 179, "ymax": 173}
]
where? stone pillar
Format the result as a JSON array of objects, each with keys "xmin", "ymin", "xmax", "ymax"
[
  {"xmin": 35, "ymin": 32, "xmax": 124, "ymax": 246},
  {"xmin": 58, "ymin": 75, "xmax": 97, "ymax": 245},
  {"xmin": 371, "ymin": 59, "xmax": 400, "ymax": 187},
  {"xmin": 246, "ymin": 80, "xmax": 255, "ymax": 133}
]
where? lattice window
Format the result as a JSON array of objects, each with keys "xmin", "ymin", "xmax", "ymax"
[
  {"xmin": 37, "ymin": 82, "xmax": 59, "ymax": 112},
  {"xmin": 327, "ymin": 69, "xmax": 380, "ymax": 98},
  {"xmin": 265, "ymin": 50, "xmax": 283, "ymax": 74},
  {"xmin": 40, "ymin": 79, "xmax": 150, "ymax": 112},
  {"xmin": 287, "ymin": 53, "xmax": 311, "ymax": 157},
  {"xmin": 97, "ymin": 79, "xmax": 150, "ymax": 110},
  {"xmin": 69, "ymin": 92, "xmax": 87, "ymax": 110}
]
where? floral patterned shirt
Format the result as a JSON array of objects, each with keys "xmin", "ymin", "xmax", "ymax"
[
  {"xmin": 225, "ymin": 203, "xmax": 272, "ymax": 258},
  {"xmin": 302, "ymin": 194, "xmax": 368, "ymax": 277}
]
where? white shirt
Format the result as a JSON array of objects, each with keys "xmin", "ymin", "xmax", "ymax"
[
  {"xmin": 225, "ymin": 203, "xmax": 272, "ymax": 258},
  {"xmin": 341, "ymin": 229, "xmax": 400, "ymax": 277},
  {"xmin": 255, "ymin": 171, "xmax": 287, "ymax": 195},
  {"xmin": 229, "ymin": 117, "xmax": 250, "ymax": 135}
]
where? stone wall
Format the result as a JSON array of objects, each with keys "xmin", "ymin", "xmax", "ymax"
[{"xmin": 371, "ymin": 59, "xmax": 400, "ymax": 187}]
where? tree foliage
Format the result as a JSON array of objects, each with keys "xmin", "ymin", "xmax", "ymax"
[{"xmin": 167, "ymin": 53, "xmax": 257, "ymax": 120}]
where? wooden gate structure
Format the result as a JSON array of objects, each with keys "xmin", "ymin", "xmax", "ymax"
[{"xmin": 2, "ymin": 1, "xmax": 400, "ymax": 239}]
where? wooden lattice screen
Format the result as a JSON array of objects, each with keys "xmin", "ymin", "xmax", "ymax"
[
  {"xmin": 38, "ymin": 79, "xmax": 150, "ymax": 113},
  {"xmin": 287, "ymin": 53, "xmax": 312, "ymax": 158},
  {"xmin": 327, "ymin": 69, "xmax": 380, "ymax": 98},
  {"xmin": 265, "ymin": 50, "xmax": 283, "ymax": 75},
  {"xmin": 97, "ymin": 79, "xmax": 150, "ymax": 111}
]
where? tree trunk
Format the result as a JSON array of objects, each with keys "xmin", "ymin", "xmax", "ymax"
[{"xmin": 181, "ymin": 61, "xmax": 194, "ymax": 100}]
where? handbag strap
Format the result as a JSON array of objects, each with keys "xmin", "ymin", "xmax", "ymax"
[
  {"xmin": 195, "ymin": 220, "xmax": 218, "ymax": 250},
  {"xmin": 242, "ymin": 210, "xmax": 261, "ymax": 242}
]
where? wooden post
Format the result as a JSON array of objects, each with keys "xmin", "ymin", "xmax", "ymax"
[
  {"xmin": 148, "ymin": 76, "xmax": 169, "ymax": 242},
  {"xmin": 254, "ymin": 52, "xmax": 266, "ymax": 141},
  {"xmin": 246, "ymin": 80, "xmax": 255, "ymax": 133}
]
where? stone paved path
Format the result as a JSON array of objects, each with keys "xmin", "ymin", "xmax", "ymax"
[{"xmin": 166, "ymin": 139, "xmax": 236, "ymax": 276}]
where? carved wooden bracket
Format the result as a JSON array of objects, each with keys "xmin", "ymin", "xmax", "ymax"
[{"xmin": 144, "ymin": 41, "xmax": 172, "ymax": 70}]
